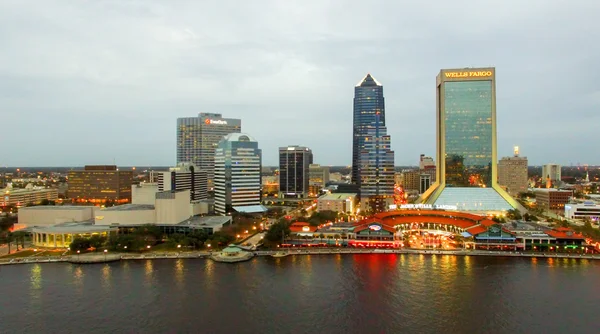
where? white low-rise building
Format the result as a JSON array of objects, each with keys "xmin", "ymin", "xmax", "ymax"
[
  {"xmin": 18, "ymin": 206, "xmax": 96, "ymax": 227},
  {"xmin": 565, "ymin": 202, "xmax": 600, "ymax": 220},
  {"xmin": 317, "ymin": 193, "xmax": 357, "ymax": 213}
]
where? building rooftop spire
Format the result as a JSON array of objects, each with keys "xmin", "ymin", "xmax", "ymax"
[{"xmin": 356, "ymin": 73, "xmax": 382, "ymax": 87}]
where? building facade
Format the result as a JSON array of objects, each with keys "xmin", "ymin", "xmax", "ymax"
[
  {"xmin": 402, "ymin": 170, "xmax": 421, "ymax": 192},
  {"xmin": 352, "ymin": 74, "xmax": 385, "ymax": 186},
  {"xmin": 309, "ymin": 164, "xmax": 330, "ymax": 197},
  {"xmin": 535, "ymin": 189, "xmax": 573, "ymax": 211},
  {"xmin": 565, "ymin": 202, "xmax": 600, "ymax": 220},
  {"xmin": 176, "ymin": 113, "xmax": 241, "ymax": 187},
  {"xmin": 156, "ymin": 162, "xmax": 208, "ymax": 202},
  {"xmin": 2, "ymin": 185, "xmax": 58, "ymax": 207},
  {"xmin": 421, "ymin": 67, "xmax": 517, "ymax": 212},
  {"xmin": 419, "ymin": 154, "xmax": 436, "ymax": 183},
  {"xmin": 67, "ymin": 165, "xmax": 133, "ymax": 204},
  {"xmin": 278, "ymin": 146, "xmax": 313, "ymax": 198},
  {"xmin": 498, "ymin": 148, "xmax": 528, "ymax": 196},
  {"xmin": 542, "ymin": 163, "xmax": 562, "ymax": 185},
  {"xmin": 317, "ymin": 193, "xmax": 357, "ymax": 213},
  {"xmin": 214, "ymin": 133, "xmax": 262, "ymax": 215}
]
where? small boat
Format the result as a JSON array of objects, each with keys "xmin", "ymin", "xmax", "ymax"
[{"xmin": 271, "ymin": 251, "xmax": 289, "ymax": 258}]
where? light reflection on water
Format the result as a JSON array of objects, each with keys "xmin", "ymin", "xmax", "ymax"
[{"xmin": 2, "ymin": 255, "xmax": 600, "ymax": 334}]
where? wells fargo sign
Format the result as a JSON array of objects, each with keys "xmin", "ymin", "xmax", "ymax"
[{"xmin": 444, "ymin": 70, "xmax": 493, "ymax": 78}]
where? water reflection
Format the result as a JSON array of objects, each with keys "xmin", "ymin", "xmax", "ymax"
[
  {"xmin": 174, "ymin": 259, "xmax": 184, "ymax": 287},
  {"xmin": 101, "ymin": 264, "xmax": 112, "ymax": 290},
  {"xmin": 144, "ymin": 260, "xmax": 154, "ymax": 287},
  {"xmin": 30, "ymin": 264, "xmax": 42, "ymax": 290}
]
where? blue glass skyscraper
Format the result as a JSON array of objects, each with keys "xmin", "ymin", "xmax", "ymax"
[{"xmin": 352, "ymin": 74, "xmax": 385, "ymax": 186}]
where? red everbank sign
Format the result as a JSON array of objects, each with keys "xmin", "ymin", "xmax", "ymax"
[{"xmin": 204, "ymin": 119, "xmax": 228, "ymax": 125}]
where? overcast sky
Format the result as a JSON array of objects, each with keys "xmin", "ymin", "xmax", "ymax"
[{"xmin": 1, "ymin": 0, "xmax": 599, "ymax": 167}]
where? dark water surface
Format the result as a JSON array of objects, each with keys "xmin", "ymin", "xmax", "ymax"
[{"xmin": 1, "ymin": 254, "xmax": 599, "ymax": 334}]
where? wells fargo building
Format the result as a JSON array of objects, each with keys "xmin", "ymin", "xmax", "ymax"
[{"xmin": 421, "ymin": 68, "xmax": 518, "ymax": 212}]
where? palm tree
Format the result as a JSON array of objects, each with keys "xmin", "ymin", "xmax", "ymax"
[{"xmin": 5, "ymin": 232, "xmax": 13, "ymax": 254}]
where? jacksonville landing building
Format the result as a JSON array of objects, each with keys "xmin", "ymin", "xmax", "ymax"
[{"xmin": 421, "ymin": 67, "xmax": 518, "ymax": 213}]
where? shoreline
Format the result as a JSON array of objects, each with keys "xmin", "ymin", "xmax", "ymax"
[{"xmin": 1, "ymin": 248, "xmax": 599, "ymax": 266}]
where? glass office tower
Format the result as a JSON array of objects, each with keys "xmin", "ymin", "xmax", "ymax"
[
  {"xmin": 421, "ymin": 68, "xmax": 517, "ymax": 212},
  {"xmin": 352, "ymin": 74, "xmax": 385, "ymax": 186}
]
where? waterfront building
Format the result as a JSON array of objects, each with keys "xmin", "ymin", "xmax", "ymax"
[
  {"xmin": 542, "ymin": 163, "xmax": 562, "ymax": 187},
  {"xmin": 421, "ymin": 67, "xmax": 517, "ymax": 212},
  {"xmin": 498, "ymin": 146, "xmax": 528, "ymax": 196},
  {"xmin": 534, "ymin": 188, "xmax": 573, "ymax": 211},
  {"xmin": 18, "ymin": 206, "xmax": 95, "ymax": 228},
  {"xmin": 1, "ymin": 184, "xmax": 58, "ymax": 207},
  {"xmin": 67, "ymin": 165, "xmax": 133, "ymax": 204},
  {"xmin": 308, "ymin": 164, "xmax": 330, "ymax": 197},
  {"xmin": 214, "ymin": 133, "xmax": 262, "ymax": 215},
  {"xmin": 31, "ymin": 222, "xmax": 117, "ymax": 248},
  {"xmin": 316, "ymin": 193, "xmax": 357, "ymax": 213},
  {"xmin": 278, "ymin": 146, "xmax": 313, "ymax": 198},
  {"xmin": 156, "ymin": 162, "xmax": 208, "ymax": 202},
  {"xmin": 177, "ymin": 113, "xmax": 241, "ymax": 187},
  {"xmin": 565, "ymin": 202, "xmax": 600, "ymax": 220},
  {"xmin": 352, "ymin": 74, "xmax": 385, "ymax": 186}
]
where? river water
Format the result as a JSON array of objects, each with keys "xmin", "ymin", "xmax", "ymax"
[{"xmin": 0, "ymin": 254, "xmax": 598, "ymax": 334}]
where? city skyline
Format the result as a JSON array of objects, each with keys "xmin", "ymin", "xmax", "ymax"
[{"xmin": 2, "ymin": 1, "xmax": 599, "ymax": 166}]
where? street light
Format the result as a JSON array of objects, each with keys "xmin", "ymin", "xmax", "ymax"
[
  {"xmin": 147, "ymin": 245, "xmax": 151, "ymax": 250},
  {"xmin": 104, "ymin": 249, "xmax": 107, "ymax": 261}
]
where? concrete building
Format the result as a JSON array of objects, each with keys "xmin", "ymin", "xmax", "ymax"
[
  {"xmin": 31, "ymin": 222, "xmax": 116, "ymax": 248},
  {"xmin": 68, "ymin": 165, "xmax": 133, "ymax": 204},
  {"xmin": 279, "ymin": 146, "xmax": 313, "ymax": 198},
  {"xmin": 565, "ymin": 202, "xmax": 600, "ymax": 220},
  {"xmin": 309, "ymin": 164, "xmax": 330, "ymax": 197},
  {"xmin": 419, "ymin": 154, "xmax": 436, "ymax": 183},
  {"xmin": 157, "ymin": 162, "xmax": 208, "ymax": 202},
  {"xmin": 402, "ymin": 171, "xmax": 421, "ymax": 192},
  {"xmin": 214, "ymin": 133, "xmax": 262, "ymax": 215},
  {"xmin": 18, "ymin": 206, "xmax": 96, "ymax": 227},
  {"xmin": 421, "ymin": 67, "xmax": 517, "ymax": 213},
  {"xmin": 317, "ymin": 193, "xmax": 357, "ymax": 214},
  {"xmin": 534, "ymin": 189, "xmax": 573, "ymax": 211},
  {"xmin": 177, "ymin": 113, "xmax": 241, "ymax": 188},
  {"xmin": 2, "ymin": 185, "xmax": 58, "ymax": 207},
  {"xmin": 498, "ymin": 147, "xmax": 528, "ymax": 196},
  {"xmin": 131, "ymin": 183, "xmax": 159, "ymax": 205},
  {"xmin": 542, "ymin": 163, "xmax": 562, "ymax": 186}
]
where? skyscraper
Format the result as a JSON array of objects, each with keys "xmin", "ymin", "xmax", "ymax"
[
  {"xmin": 352, "ymin": 74, "xmax": 385, "ymax": 186},
  {"xmin": 279, "ymin": 146, "xmax": 313, "ymax": 198},
  {"xmin": 359, "ymin": 110, "xmax": 395, "ymax": 212},
  {"xmin": 177, "ymin": 113, "xmax": 241, "ymax": 187},
  {"xmin": 542, "ymin": 163, "xmax": 562, "ymax": 186},
  {"xmin": 421, "ymin": 67, "xmax": 517, "ymax": 212},
  {"xmin": 214, "ymin": 133, "xmax": 262, "ymax": 215}
]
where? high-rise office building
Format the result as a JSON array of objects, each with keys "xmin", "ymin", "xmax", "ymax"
[
  {"xmin": 421, "ymin": 67, "xmax": 517, "ymax": 212},
  {"xmin": 419, "ymin": 154, "xmax": 436, "ymax": 183},
  {"xmin": 68, "ymin": 165, "xmax": 133, "ymax": 204},
  {"xmin": 177, "ymin": 113, "xmax": 241, "ymax": 187},
  {"xmin": 309, "ymin": 164, "xmax": 330, "ymax": 196},
  {"xmin": 359, "ymin": 110, "xmax": 395, "ymax": 212},
  {"xmin": 542, "ymin": 163, "xmax": 562, "ymax": 187},
  {"xmin": 498, "ymin": 146, "xmax": 528, "ymax": 196},
  {"xmin": 214, "ymin": 133, "xmax": 262, "ymax": 215},
  {"xmin": 279, "ymin": 146, "xmax": 313, "ymax": 198},
  {"xmin": 352, "ymin": 74, "xmax": 385, "ymax": 186},
  {"xmin": 156, "ymin": 162, "xmax": 208, "ymax": 202}
]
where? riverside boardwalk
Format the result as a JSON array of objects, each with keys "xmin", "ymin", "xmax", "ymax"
[{"xmin": 1, "ymin": 249, "xmax": 600, "ymax": 266}]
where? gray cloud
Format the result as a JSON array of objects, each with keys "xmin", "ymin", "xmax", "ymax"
[{"xmin": 1, "ymin": 0, "xmax": 599, "ymax": 167}]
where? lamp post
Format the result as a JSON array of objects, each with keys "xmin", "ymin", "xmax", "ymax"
[
  {"xmin": 177, "ymin": 244, "xmax": 181, "ymax": 256},
  {"xmin": 77, "ymin": 250, "xmax": 80, "ymax": 259},
  {"xmin": 104, "ymin": 249, "xmax": 107, "ymax": 261}
]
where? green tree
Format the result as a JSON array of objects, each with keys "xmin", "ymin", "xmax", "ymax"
[
  {"xmin": 88, "ymin": 235, "xmax": 107, "ymax": 251},
  {"xmin": 265, "ymin": 220, "xmax": 291, "ymax": 243},
  {"xmin": 70, "ymin": 237, "xmax": 91, "ymax": 252},
  {"xmin": 506, "ymin": 209, "xmax": 522, "ymax": 220}
]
